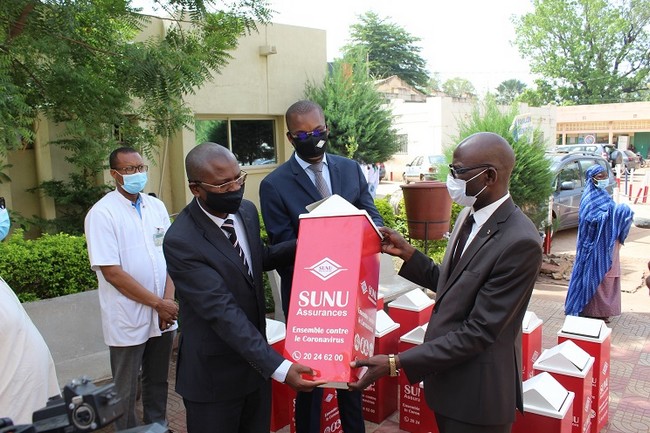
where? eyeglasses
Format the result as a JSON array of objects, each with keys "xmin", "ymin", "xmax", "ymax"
[
  {"xmin": 191, "ymin": 171, "xmax": 247, "ymax": 193},
  {"xmin": 448, "ymin": 164, "xmax": 493, "ymax": 179},
  {"xmin": 112, "ymin": 165, "xmax": 148, "ymax": 174},
  {"xmin": 289, "ymin": 127, "xmax": 328, "ymax": 141}
]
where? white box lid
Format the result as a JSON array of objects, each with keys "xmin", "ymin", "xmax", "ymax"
[
  {"xmin": 300, "ymin": 194, "xmax": 381, "ymax": 238},
  {"xmin": 375, "ymin": 310, "xmax": 400, "ymax": 337},
  {"xmin": 557, "ymin": 315, "xmax": 611, "ymax": 341},
  {"xmin": 389, "ymin": 288, "xmax": 435, "ymax": 311},
  {"xmin": 265, "ymin": 318, "xmax": 286, "ymax": 345},
  {"xmin": 399, "ymin": 323, "xmax": 428, "ymax": 344},
  {"xmin": 533, "ymin": 340, "xmax": 594, "ymax": 377},
  {"xmin": 522, "ymin": 310, "xmax": 543, "ymax": 332},
  {"xmin": 523, "ymin": 372, "xmax": 574, "ymax": 419}
]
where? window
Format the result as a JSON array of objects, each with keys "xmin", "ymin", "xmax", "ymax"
[
  {"xmin": 396, "ymin": 134, "xmax": 408, "ymax": 154},
  {"xmin": 195, "ymin": 119, "xmax": 277, "ymax": 166}
]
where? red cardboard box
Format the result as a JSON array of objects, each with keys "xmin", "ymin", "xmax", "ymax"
[
  {"xmin": 513, "ymin": 372, "xmax": 575, "ymax": 433},
  {"xmin": 285, "ymin": 195, "xmax": 381, "ymax": 387},
  {"xmin": 398, "ymin": 325, "xmax": 438, "ymax": 433},
  {"xmin": 387, "ymin": 289, "xmax": 434, "ymax": 335},
  {"xmin": 558, "ymin": 316, "xmax": 611, "ymax": 433},
  {"xmin": 522, "ymin": 311, "xmax": 544, "ymax": 380},
  {"xmin": 267, "ymin": 319, "xmax": 295, "ymax": 432},
  {"xmin": 362, "ymin": 310, "xmax": 401, "ymax": 423},
  {"xmin": 534, "ymin": 341, "xmax": 594, "ymax": 433},
  {"xmin": 289, "ymin": 388, "xmax": 341, "ymax": 433}
]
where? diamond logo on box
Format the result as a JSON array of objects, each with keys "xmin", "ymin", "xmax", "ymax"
[{"xmin": 306, "ymin": 258, "xmax": 348, "ymax": 281}]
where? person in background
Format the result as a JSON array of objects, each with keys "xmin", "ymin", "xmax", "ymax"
[
  {"xmin": 163, "ymin": 143, "xmax": 324, "ymax": 433},
  {"xmin": 85, "ymin": 147, "xmax": 178, "ymax": 430},
  {"xmin": 564, "ymin": 164, "xmax": 634, "ymax": 323},
  {"xmin": 0, "ymin": 205, "xmax": 60, "ymax": 425},
  {"xmin": 260, "ymin": 100, "xmax": 383, "ymax": 433},
  {"xmin": 349, "ymin": 132, "xmax": 543, "ymax": 433}
]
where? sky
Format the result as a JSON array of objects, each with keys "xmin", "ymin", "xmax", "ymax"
[{"xmin": 267, "ymin": 0, "xmax": 536, "ymax": 94}]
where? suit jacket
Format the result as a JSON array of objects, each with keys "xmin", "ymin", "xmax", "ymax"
[
  {"xmin": 163, "ymin": 198, "xmax": 295, "ymax": 403},
  {"xmin": 259, "ymin": 153, "xmax": 383, "ymax": 314},
  {"xmin": 397, "ymin": 198, "xmax": 542, "ymax": 426}
]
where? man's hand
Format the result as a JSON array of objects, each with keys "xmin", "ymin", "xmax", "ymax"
[
  {"xmin": 379, "ymin": 227, "xmax": 416, "ymax": 262},
  {"xmin": 155, "ymin": 298, "xmax": 179, "ymax": 323},
  {"xmin": 284, "ymin": 363, "xmax": 328, "ymax": 392},
  {"xmin": 159, "ymin": 317, "xmax": 175, "ymax": 331},
  {"xmin": 347, "ymin": 355, "xmax": 392, "ymax": 391}
]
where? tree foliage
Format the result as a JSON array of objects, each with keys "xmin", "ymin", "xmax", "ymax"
[
  {"xmin": 442, "ymin": 77, "xmax": 476, "ymax": 98},
  {"xmin": 453, "ymin": 96, "xmax": 553, "ymax": 227},
  {"xmin": 342, "ymin": 11, "xmax": 430, "ymax": 91},
  {"xmin": 513, "ymin": 0, "xmax": 650, "ymax": 105},
  {"xmin": 304, "ymin": 51, "xmax": 400, "ymax": 163},
  {"xmin": 0, "ymin": 0, "xmax": 271, "ymax": 233},
  {"xmin": 495, "ymin": 79, "xmax": 527, "ymax": 105}
]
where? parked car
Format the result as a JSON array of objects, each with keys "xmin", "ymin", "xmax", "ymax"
[
  {"xmin": 610, "ymin": 149, "xmax": 640, "ymax": 174},
  {"xmin": 547, "ymin": 152, "xmax": 615, "ymax": 232},
  {"xmin": 403, "ymin": 155, "xmax": 446, "ymax": 184},
  {"xmin": 377, "ymin": 162, "xmax": 386, "ymax": 181},
  {"xmin": 553, "ymin": 143, "xmax": 612, "ymax": 162}
]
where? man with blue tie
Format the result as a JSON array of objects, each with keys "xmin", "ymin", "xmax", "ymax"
[{"xmin": 260, "ymin": 100, "xmax": 383, "ymax": 433}]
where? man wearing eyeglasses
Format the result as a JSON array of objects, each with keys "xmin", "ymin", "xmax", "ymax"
[
  {"xmin": 349, "ymin": 132, "xmax": 543, "ymax": 433},
  {"xmin": 163, "ymin": 142, "xmax": 325, "ymax": 433},
  {"xmin": 85, "ymin": 147, "xmax": 179, "ymax": 431},
  {"xmin": 260, "ymin": 100, "xmax": 383, "ymax": 433}
]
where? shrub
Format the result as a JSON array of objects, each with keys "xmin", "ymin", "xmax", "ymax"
[{"xmin": 0, "ymin": 229, "xmax": 96, "ymax": 302}]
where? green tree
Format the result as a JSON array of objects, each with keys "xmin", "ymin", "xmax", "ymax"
[
  {"xmin": 442, "ymin": 77, "xmax": 476, "ymax": 98},
  {"xmin": 304, "ymin": 51, "xmax": 400, "ymax": 163},
  {"xmin": 513, "ymin": 0, "xmax": 650, "ymax": 105},
  {"xmin": 1, "ymin": 0, "xmax": 271, "ymax": 234},
  {"xmin": 495, "ymin": 79, "xmax": 527, "ymax": 105},
  {"xmin": 342, "ymin": 11, "xmax": 430, "ymax": 91},
  {"xmin": 453, "ymin": 96, "xmax": 553, "ymax": 227}
]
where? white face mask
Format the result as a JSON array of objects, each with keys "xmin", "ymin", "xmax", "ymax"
[
  {"xmin": 446, "ymin": 168, "xmax": 488, "ymax": 207},
  {"xmin": 594, "ymin": 179, "xmax": 608, "ymax": 190}
]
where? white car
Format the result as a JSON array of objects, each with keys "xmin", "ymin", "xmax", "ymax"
[{"xmin": 403, "ymin": 155, "xmax": 446, "ymax": 184}]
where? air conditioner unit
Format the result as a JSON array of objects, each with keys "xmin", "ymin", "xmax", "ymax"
[{"xmin": 259, "ymin": 45, "xmax": 277, "ymax": 56}]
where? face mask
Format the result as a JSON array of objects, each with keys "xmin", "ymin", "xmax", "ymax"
[
  {"xmin": 446, "ymin": 169, "xmax": 488, "ymax": 207},
  {"xmin": 293, "ymin": 135, "xmax": 328, "ymax": 159},
  {"xmin": 594, "ymin": 179, "xmax": 609, "ymax": 190},
  {"xmin": 120, "ymin": 172, "xmax": 148, "ymax": 194},
  {"xmin": 203, "ymin": 185, "xmax": 245, "ymax": 215},
  {"xmin": 0, "ymin": 208, "xmax": 10, "ymax": 241}
]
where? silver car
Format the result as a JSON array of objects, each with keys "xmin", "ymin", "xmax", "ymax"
[
  {"xmin": 402, "ymin": 155, "xmax": 446, "ymax": 183},
  {"xmin": 547, "ymin": 152, "xmax": 615, "ymax": 231}
]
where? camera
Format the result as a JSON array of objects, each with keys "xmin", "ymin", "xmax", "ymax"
[
  {"xmin": 1, "ymin": 377, "xmax": 168, "ymax": 433},
  {"xmin": 0, "ymin": 377, "xmax": 121, "ymax": 433},
  {"xmin": 32, "ymin": 377, "xmax": 122, "ymax": 433}
]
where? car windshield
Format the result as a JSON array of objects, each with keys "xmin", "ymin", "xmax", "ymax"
[{"xmin": 427, "ymin": 155, "xmax": 445, "ymax": 164}]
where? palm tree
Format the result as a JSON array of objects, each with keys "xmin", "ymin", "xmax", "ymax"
[{"xmin": 495, "ymin": 79, "xmax": 527, "ymax": 104}]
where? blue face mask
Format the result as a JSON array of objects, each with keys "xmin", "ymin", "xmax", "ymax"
[
  {"xmin": 121, "ymin": 172, "xmax": 148, "ymax": 194},
  {"xmin": 0, "ymin": 208, "xmax": 10, "ymax": 241},
  {"xmin": 594, "ymin": 179, "xmax": 609, "ymax": 190}
]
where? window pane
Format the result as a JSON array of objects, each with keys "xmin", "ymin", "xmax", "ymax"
[
  {"xmin": 231, "ymin": 120, "xmax": 276, "ymax": 166},
  {"xmin": 195, "ymin": 120, "xmax": 228, "ymax": 145}
]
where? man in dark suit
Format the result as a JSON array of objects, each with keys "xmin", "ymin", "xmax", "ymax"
[
  {"xmin": 260, "ymin": 100, "xmax": 383, "ymax": 433},
  {"xmin": 163, "ymin": 143, "xmax": 324, "ymax": 433},
  {"xmin": 350, "ymin": 132, "xmax": 543, "ymax": 433}
]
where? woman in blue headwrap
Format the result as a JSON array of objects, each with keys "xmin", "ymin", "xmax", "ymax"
[{"xmin": 565, "ymin": 164, "xmax": 634, "ymax": 321}]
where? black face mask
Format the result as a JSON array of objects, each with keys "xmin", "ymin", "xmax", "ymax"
[
  {"xmin": 202, "ymin": 185, "xmax": 245, "ymax": 215},
  {"xmin": 293, "ymin": 135, "xmax": 328, "ymax": 159}
]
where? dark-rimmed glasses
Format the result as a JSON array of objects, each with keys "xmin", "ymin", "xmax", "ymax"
[
  {"xmin": 289, "ymin": 127, "xmax": 328, "ymax": 141},
  {"xmin": 112, "ymin": 165, "xmax": 148, "ymax": 174},
  {"xmin": 448, "ymin": 164, "xmax": 493, "ymax": 179},
  {"xmin": 191, "ymin": 171, "xmax": 247, "ymax": 193}
]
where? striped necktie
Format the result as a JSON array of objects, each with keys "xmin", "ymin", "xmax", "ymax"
[
  {"xmin": 221, "ymin": 218, "xmax": 251, "ymax": 276},
  {"xmin": 308, "ymin": 162, "xmax": 331, "ymax": 198}
]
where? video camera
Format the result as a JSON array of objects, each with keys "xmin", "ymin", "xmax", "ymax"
[{"xmin": 1, "ymin": 377, "xmax": 167, "ymax": 433}]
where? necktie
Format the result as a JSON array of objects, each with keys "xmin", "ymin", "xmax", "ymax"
[
  {"xmin": 308, "ymin": 162, "xmax": 331, "ymax": 198},
  {"xmin": 221, "ymin": 219, "xmax": 251, "ymax": 276},
  {"xmin": 450, "ymin": 214, "xmax": 475, "ymax": 270}
]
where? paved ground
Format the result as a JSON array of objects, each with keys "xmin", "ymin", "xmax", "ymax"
[{"xmin": 114, "ymin": 177, "xmax": 650, "ymax": 433}]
